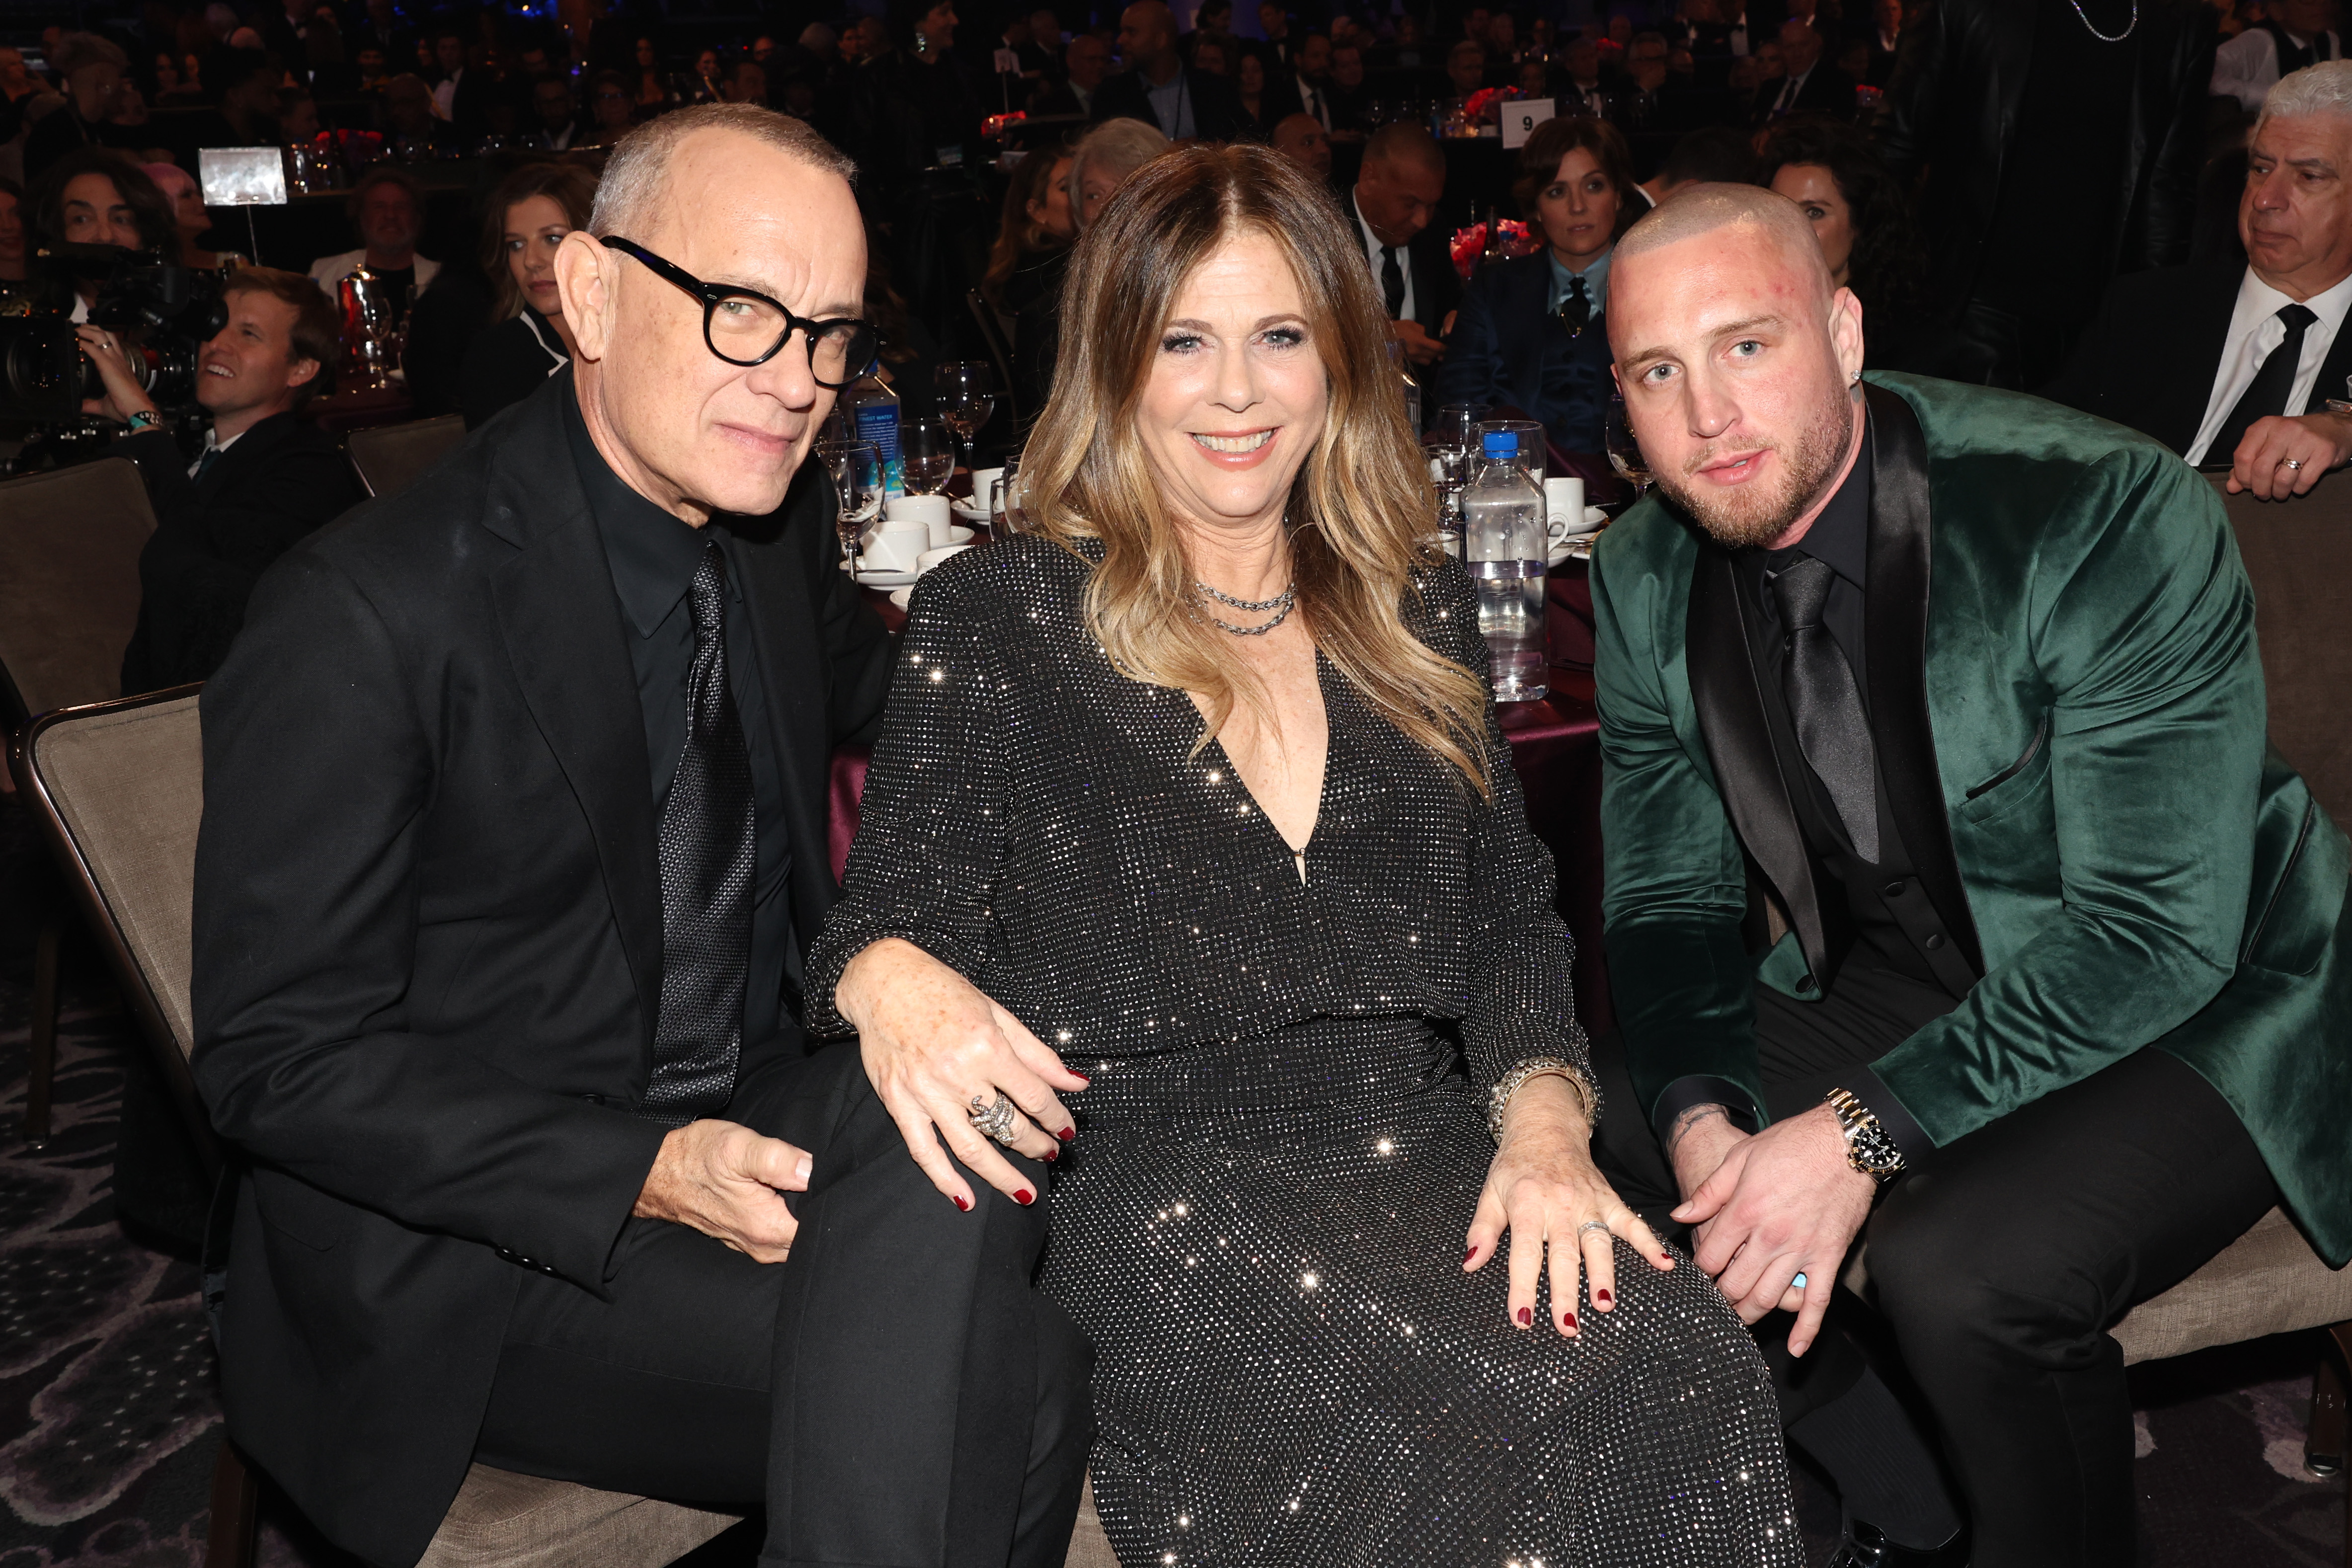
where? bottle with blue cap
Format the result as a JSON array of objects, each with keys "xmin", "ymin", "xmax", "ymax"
[{"xmin": 1461, "ymin": 428, "xmax": 1548, "ymax": 702}]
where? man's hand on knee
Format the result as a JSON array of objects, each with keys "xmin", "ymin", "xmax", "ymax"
[
  {"xmin": 1671, "ymin": 1103, "xmax": 1873, "ymax": 1356},
  {"xmin": 633, "ymin": 1120, "xmax": 813, "ymax": 1264}
]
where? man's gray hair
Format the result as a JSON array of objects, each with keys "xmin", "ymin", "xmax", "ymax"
[
  {"xmin": 2259, "ymin": 60, "xmax": 2352, "ymax": 135},
  {"xmin": 1066, "ymin": 117, "xmax": 1171, "ymax": 221},
  {"xmin": 590, "ymin": 103, "xmax": 856, "ymax": 240}
]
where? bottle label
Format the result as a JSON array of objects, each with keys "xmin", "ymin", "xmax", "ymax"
[{"xmin": 855, "ymin": 401, "xmax": 905, "ymax": 496}]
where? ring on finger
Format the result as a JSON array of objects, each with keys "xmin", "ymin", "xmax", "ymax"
[
  {"xmin": 1575, "ymin": 1219, "xmax": 1612, "ymax": 1241},
  {"xmin": 966, "ymin": 1090, "xmax": 1021, "ymax": 1147},
  {"xmin": 1790, "ymin": 1271, "xmax": 1808, "ymax": 1290},
  {"xmin": 2284, "ymin": 457, "xmax": 2306, "ymax": 471}
]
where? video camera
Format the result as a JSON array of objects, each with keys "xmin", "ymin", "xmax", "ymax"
[{"xmin": 0, "ymin": 243, "xmax": 230, "ymax": 426}]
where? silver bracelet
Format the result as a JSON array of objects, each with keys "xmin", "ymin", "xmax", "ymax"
[{"xmin": 1487, "ymin": 1056, "xmax": 1600, "ymax": 1142}]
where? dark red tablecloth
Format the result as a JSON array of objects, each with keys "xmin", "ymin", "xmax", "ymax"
[{"xmin": 827, "ymin": 657, "xmax": 1612, "ymax": 1032}]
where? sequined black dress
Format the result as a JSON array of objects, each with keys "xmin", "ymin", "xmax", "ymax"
[{"xmin": 807, "ymin": 538, "xmax": 1799, "ymax": 1567}]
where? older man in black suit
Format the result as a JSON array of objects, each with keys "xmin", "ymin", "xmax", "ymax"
[
  {"xmin": 1093, "ymin": 0, "xmax": 1249, "ymax": 139},
  {"xmin": 1347, "ymin": 122, "xmax": 1461, "ymax": 368},
  {"xmin": 191, "ymin": 103, "xmax": 1093, "ymax": 1568},
  {"xmin": 2047, "ymin": 61, "xmax": 2352, "ymax": 500}
]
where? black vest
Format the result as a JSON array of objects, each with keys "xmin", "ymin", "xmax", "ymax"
[{"xmin": 2260, "ymin": 19, "xmax": 2339, "ymax": 73}]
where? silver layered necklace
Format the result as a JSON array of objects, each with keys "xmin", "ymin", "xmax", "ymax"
[
  {"xmin": 2066, "ymin": 0, "xmax": 2136, "ymax": 42},
  {"xmin": 1195, "ymin": 579, "xmax": 1297, "ymax": 636}
]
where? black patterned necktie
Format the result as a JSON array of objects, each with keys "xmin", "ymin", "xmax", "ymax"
[
  {"xmin": 1769, "ymin": 556, "xmax": 1881, "ymax": 864},
  {"xmin": 1381, "ymin": 244, "xmax": 1406, "ymax": 320},
  {"xmin": 642, "ymin": 540, "xmax": 757, "ymax": 1125},
  {"xmin": 1558, "ymin": 273, "xmax": 1591, "ymax": 336},
  {"xmin": 2211, "ymin": 302, "xmax": 2319, "ymax": 463}
]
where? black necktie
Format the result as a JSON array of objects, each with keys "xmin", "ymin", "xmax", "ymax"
[
  {"xmin": 1558, "ymin": 273, "xmax": 1591, "ymax": 336},
  {"xmin": 1769, "ymin": 556, "xmax": 1880, "ymax": 863},
  {"xmin": 2211, "ymin": 302, "xmax": 2319, "ymax": 463},
  {"xmin": 642, "ymin": 540, "xmax": 757, "ymax": 1124},
  {"xmin": 1382, "ymin": 244, "xmax": 1406, "ymax": 319},
  {"xmin": 194, "ymin": 446, "xmax": 222, "ymax": 483}
]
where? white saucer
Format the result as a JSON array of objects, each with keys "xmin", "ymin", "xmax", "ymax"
[
  {"xmin": 951, "ymin": 501, "xmax": 991, "ymax": 522},
  {"xmin": 853, "ymin": 565, "xmax": 921, "ymax": 587},
  {"xmin": 887, "ymin": 586, "xmax": 914, "ymax": 610},
  {"xmin": 946, "ymin": 523, "xmax": 977, "ymax": 544}
]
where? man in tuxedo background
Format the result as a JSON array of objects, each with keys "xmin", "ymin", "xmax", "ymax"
[
  {"xmin": 1094, "ymin": 0, "xmax": 1248, "ymax": 140},
  {"xmin": 2212, "ymin": 0, "xmax": 2340, "ymax": 112},
  {"xmin": 1750, "ymin": 14, "xmax": 1853, "ymax": 123},
  {"xmin": 2047, "ymin": 61, "xmax": 2352, "ymax": 499},
  {"xmin": 1347, "ymin": 121, "xmax": 1460, "ymax": 367},
  {"xmin": 1593, "ymin": 185, "xmax": 2351, "ymax": 1566},
  {"xmin": 192, "ymin": 104, "xmax": 1093, "ymax": 1568}
]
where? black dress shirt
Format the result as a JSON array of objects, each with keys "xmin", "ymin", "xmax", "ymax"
[
  {"xmin": 1653, "ymin": 419, "xmax": 1968, "ymax": 1157},
  {"xmin": 562, "ymin": 392, "xmax": 798, "ymax": 1054}
]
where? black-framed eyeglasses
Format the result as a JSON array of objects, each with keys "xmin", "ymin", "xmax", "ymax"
[{"xmin": 600, "ymin": 235, "xmax": 880, "ymax": 388}]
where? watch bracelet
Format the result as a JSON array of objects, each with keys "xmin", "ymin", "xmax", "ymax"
[
  {"xmin": 1487, "ymin": 1056, "xmax": 1601, "ymax": 1142},
  {"xmin": 1825, "ymin": 1086, "xmax": 1905, "ymax": 1179}
]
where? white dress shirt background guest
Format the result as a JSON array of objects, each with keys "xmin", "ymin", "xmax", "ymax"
[
  {"xmin": 308, "ymin": 165, "xmax": 438, "ymax": 331},
  {"xmin": 2212, "ymin": 0, "xmax": 2342, "ymax": 113}
]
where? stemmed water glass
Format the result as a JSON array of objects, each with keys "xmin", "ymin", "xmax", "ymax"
[
  {"xmin": 900, "ymin": 414, "xmax": 955, "ymax": 496},
  {"xmin": 936, "ymin": 361, "xmax": 998, "ymax": 476},
  {"xmin": 819, "ymin": 438, "xmax": 883, "ymax": 574},
  {"xmin": 990, "ymin": 453, "xmax": 1025, "ymax": 536},
  {"xmin": 1605, "ymin": 394, "xmax": 1651, "ymax": 499}
]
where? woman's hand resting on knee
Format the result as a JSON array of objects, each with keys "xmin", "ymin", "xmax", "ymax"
[
  {"xmin": 1465, "ymin": 1076, "xmax": 1675, "ymax": 1336},
  {"xmin": 835, "ymin": 938, "xmax": 1092, "ymax": 1212}
]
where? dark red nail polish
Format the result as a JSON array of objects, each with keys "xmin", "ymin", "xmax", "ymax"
[
  {"xmin": 1058, "ymin": 1125, "xmax": 1077, "ymax": 1142},
  {"xmin": 953, "ymin": 1195, "xmax": 971, "ymax": 1211},
  {"xmin": 1515, "ymin": 1307, "xmax": 1532, "ymax": 1326},
  {"xmin": 1562, "ymin": 1312, "xmax": 1577, "ymax": 1330},
  {"xmin": 1464, "ymin": 1245, "xmax": 1478, "ymax": 1263},
  {"xmin": 1596, "ymin": 1289, "xmax": 1612, "ymax": 1307},
  {"xmin": 1042, "ymin": 1147, "xmax": 1058, "ymax": 1162},
  {"xmin": 1014, "ymin": 1188, "xmax": 1034, "ymax": 1206}
]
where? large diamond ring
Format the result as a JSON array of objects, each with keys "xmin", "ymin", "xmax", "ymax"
[{"xmin": 967, "ymin": 1091, "xmax": 1021, "ymax": 1147}]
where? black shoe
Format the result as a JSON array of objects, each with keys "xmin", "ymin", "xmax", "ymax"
[{"xmin": 1824, "ymin": 1519, "xmax": 1969, "ymax": 1568}]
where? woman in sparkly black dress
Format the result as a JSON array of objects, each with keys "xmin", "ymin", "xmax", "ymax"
[{"xmin": 806, "ymin": 145, "xmax": 1799, "ymax": 1567}]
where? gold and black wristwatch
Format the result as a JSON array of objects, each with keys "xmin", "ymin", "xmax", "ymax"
[{"xmin": 1825, "ymin": 1087, "xmax": 1906, "ymax": 1183}]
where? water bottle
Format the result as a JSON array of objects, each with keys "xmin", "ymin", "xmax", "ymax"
[
  {"xmin": 1462, "ymin": 430, "xmax": 1548, "ymax": 703},
  {"xmin": 845, "ymin": 372, "xmax": 905, "ymax": 498},
  {"xmin": 1388, "ymin": 338, "xmax": 1422, "ymax": 434}
]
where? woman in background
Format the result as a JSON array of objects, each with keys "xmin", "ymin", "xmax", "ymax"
[
  {"xmin": 1234, "ymin": 49, "xmax": 1269, "ymax": 132},
  {"xmin": 456, "ymin": 161, "xmax": 595, "ymax": 429},
  {"xmin": 1436, "ymin": 114, "xmax": 1633, "ymax": 453},
  {"xmin": 144, "ymin": 160, "xmax": 234, "ymax": 269},
  {"xmin": 809, "ymin": 143, "xmax": 1797, "ymax": 1568},
  {"xmin": 1016, "ymin": 118, "xmax": 1169, "ymax": 416},
  {"xmin": 982, "ymin": 143, "xmax": 1075, "ymax": 321},
  {"xmin": 1759, "ymin": 115, "xmax": 1992, "ymax": 382}
]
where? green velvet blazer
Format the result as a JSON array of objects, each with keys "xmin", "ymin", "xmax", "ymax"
[{"xmin": 1590, "ymin": 374, "xmax": 2352, "ymax": 1264}]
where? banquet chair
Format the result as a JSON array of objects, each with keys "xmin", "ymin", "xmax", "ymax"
[
  {"xmin": 347, "ymin": 413, "xmax": 467, "ymax": 500},
  {"xmin": 1831, "ymin": 470, "xmax": 2352, "ymax": 1565},
  {"xmin": 11, "ymin": 689, "xmax": 1123, "ymax": 1568},
  {"xmin": 964, "ymin": 289, "xmax": 1022, "ymax": 429},
  {"xmin": 0, "ymin": 456, "xmax": 157, "ymax": 1147}
]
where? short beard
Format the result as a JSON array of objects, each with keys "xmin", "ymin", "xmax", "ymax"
[{"xmin": 1651, "ymin": 390, "xmax": 1856, "ymax": 551}]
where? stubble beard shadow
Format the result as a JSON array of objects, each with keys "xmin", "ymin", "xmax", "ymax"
[{"xmin": 1650, "ymin": 391, "xmax": 1855, "ymax": 551}]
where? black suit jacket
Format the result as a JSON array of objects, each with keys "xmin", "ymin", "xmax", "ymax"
[
  {"xmin": 1091, "ymin": 63, "xmax": 1251, "ymax": 140},
  {"xmin": 189, "ymin": 370, "xmax": 894, "ymax": 1567},
  {"xmin": 1747, "ymin": 60, "xmax": 1857, "ymax": 124},
  {"xmin": 1344, "ymin": 193, "xmax": 1462, "ymax": 334},
  {"xmin": 117, "ymin": 412, "xmax": 365, "ymax": 695},
  {"xmin": 1432, "ymin": 251, "xmax": 1614, "ymax": 452},
  {"xmin": 2040, "ymin": 262, "xmax": 2352, "ymax": 458}
]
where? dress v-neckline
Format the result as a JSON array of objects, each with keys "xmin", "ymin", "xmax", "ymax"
[{"xmin": 1190, "ymin": 657, "xmax": 1334, "ymax": 884}]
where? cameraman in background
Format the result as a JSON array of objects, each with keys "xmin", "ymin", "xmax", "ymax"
[{"xmin": 75, "ymin": 266, "xmax": 363, "ymax": 693}]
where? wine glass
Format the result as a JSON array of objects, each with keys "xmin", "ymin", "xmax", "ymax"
[
  {"xmin": 1605, "ymin": 394, "xmax": 1651, "ymax": 499},
  {"xmin": 936, "ymin": 360, "xmax": 998, "ymax": 475},
  {"xmin": 819, "ymin": 439, "xmax": 883, "ymax": 572},
  {"xmin": 901, "ymin": 414, "xmax": 955, "ymax": 496},
  {"xmin": 990, "ymin": 453, "xmax": 1026, "ymax": 536}
]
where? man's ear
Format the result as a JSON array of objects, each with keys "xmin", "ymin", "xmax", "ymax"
[
  {"xmin": 1830, "ymin": 284, "xmax": 1866, "ymax": 387},
  {"xmin": 284, "ymin": 354, "xmax": 320, "ymax": 391},
  {"xmin": 553, "ymin": 229, "xmax": 612, "ymax": 361}
]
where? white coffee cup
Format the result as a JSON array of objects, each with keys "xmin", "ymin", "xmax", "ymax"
[
  {"xmin": 863, "ymin": 517, "xmax": 931, "ymax": 571},
  {"xmin": 966, "ymin": 468, "xmax": 1003, "ymax": 510},
  {"xmin": 917, "ymin": 543, "xmax": 974, "ymax": 574},
  {"xmin": 885, "ymin": 492, "xmax": 955, "ymax": 549},
  {"xmin": 1545, "ymin": 476, "xmax": 1593, "ymax": 542}
]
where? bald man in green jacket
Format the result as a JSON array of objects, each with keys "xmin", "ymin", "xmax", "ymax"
[{"xmin": 1586, "ymin": 187, "xmax": 2352, "ymax": 1568}]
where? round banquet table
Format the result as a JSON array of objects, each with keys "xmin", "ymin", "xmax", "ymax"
[{"xmin": 826, "ymin": 551, "xmax": 1614, "ymax": 1031}]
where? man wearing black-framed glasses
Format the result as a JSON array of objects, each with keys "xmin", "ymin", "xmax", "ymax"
[{"xmin": 192, "ymin": 103, "xmax": 1093, "ymax": 1568}]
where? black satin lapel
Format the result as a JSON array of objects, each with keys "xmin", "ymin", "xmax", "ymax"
[
  {"xmin": 1686, "ymin": 547, "xmax": 1829, "ymax": 980},
  {"xmin": 487, "ymin": 466, "xmax": 663, "ymax": 1035},
  {"xmin": 1862, "ymin": 385, "xmax": 1985, "ymax": 975}
]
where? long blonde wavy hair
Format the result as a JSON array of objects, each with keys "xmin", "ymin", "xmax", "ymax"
[{"xmin": 1020, "ymin": 142, "xmax": 1492, "ymax": 795}]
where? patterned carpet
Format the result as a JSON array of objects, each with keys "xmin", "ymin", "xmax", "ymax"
[{"xmin": 0, "ymin": 802, "xmax": 2341, "ymax": 1568}]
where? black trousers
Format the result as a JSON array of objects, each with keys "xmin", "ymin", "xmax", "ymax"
[
  {"xmin": 473, "ymin": 1042, "xmax": 1095, "ymax": 1568},
  {"xmin": 1592, "ymin": 959, "xmax": 2278, "ymax": 1568}
]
